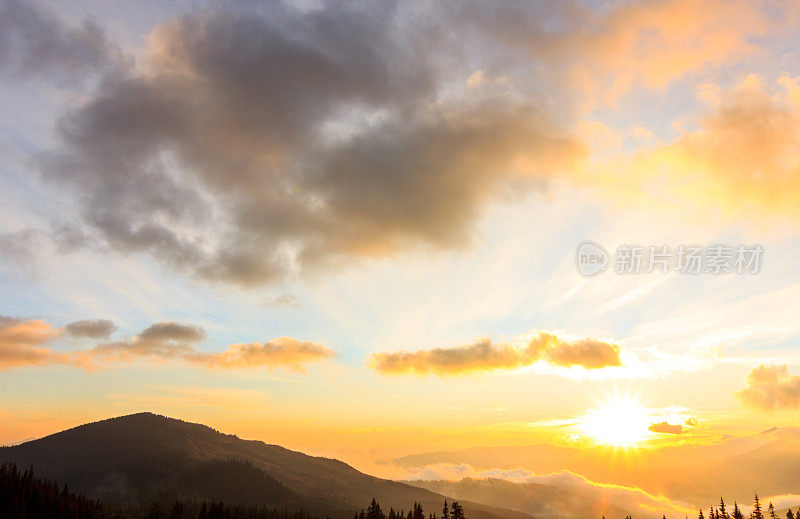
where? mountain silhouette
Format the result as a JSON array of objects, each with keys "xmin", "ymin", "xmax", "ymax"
[{"xmin": 0, "ymin": 413, "xmax": 531, "ymax": 519}]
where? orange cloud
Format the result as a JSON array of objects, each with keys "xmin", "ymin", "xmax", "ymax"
[
  {"xmin": 0, "ymin": 316, "xmax": 64, "ymax": 369},
  {"xmin": 192, "ymin": 337, "xmax": 337, "ymax": 371},
  {"xmin": 369, "ymin": 332, "xmax": 621, "ymax": 375},
  {"xmin": 648, "ymin": 421, "xmax": 683, "ymax": 435},
  {"xmin": 590, "ymin": 76, "xmax": 800, "ymax": 219},
  {"xmin": 568, "ymin": 0, "xmax": 768, "ymax": 106},
  {"xmin": 737, "ymin": 364, "xmax": 800, "ymax": 411}
]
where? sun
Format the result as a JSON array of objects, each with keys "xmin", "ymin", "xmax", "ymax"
[{"xmin": 580, "ymin": 396, "xmax": 652, "ymax": 447}]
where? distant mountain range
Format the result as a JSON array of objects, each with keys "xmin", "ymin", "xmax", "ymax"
[{"xmin": 0, "ymin": 413, "xmax": 531, "ymax": 519}]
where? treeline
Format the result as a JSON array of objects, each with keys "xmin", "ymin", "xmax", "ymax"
[
  {"xmin": 354, "ymin": 499, "xmax": 465, "ymax": 519},
  {"xmin": 610, "ymin": 495, "xmax": 800, "ymax": 519},
  {"xmin": 0, "ymin": 462, "xmax": 107, "ymax": 519},
  {"xmin": 145, "ymin": 502, "xmax": 321, "ymax": 519},
  {"xmin": 0, "ymin": 462, "xmax": 321, "ymax": 519},
  {"xmin": 701, "ymin": 496, "xmax": 800, "ymax": 519}
]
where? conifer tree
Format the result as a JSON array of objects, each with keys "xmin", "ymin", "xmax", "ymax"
[
  {"xmin": 442, "ymin": 500, "xmax": 450, "ymax": 519},
  {"xmin": 720, "ymin": 498, "xmax": 729, "ymax": 519},
  {"xmin": 787, "ymin": 510, "xmax": 795, "ymax": 519},
  {"xmin": 699, "ymin": 509, "xmax": 705, "ymax": 519},
  {"xmin": 769, "ymin": 503, "xmax": 777, "ymax": 519},
  {"xmin": 733, "ymin": 502, "xmax": 744, "ymax": 519},
  {"xmin": 451, "ymin": 501, "xmax": 465, "ymax": 519},
  {"xmin": 753, "ymin": 495, "xmax": 763, "ymax": 519}
]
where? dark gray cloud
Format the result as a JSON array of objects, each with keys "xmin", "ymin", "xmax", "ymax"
[
  {"xmin": 0, "ymin": 0, "xmax": 121, "ymax": 82},
  {"xmin": 36, "ymin": 1, "xmax": 584, "ymax": 286},
  {"xmin": 65, "ymin": 319, "xmax": 117, "ymax": 339}
]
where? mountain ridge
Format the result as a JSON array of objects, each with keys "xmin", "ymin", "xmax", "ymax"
[{"xmin": 0, "ymin": 412, "xmax": 532, "ymax": 519}]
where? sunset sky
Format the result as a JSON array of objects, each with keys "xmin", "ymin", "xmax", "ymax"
[{"xmin": 2, "ymin": 0, "xmax": 800, "ymax": 507}]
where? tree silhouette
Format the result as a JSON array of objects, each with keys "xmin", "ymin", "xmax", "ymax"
[{"xmin": 753, "ymin": 494, "xmax": 764, "ymax": 519}]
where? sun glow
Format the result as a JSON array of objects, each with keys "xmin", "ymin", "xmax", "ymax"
[{"xmin": 581, "ymin": 397, "xmax": 652, "ymax": 447}]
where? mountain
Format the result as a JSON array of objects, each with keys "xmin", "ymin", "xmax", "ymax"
[
  {"xmin": 0, "ymin": 413, "xmax": 531, "ymax": 519},
  {"xmin": 409, "ymin": 478, "xmax": 632, "ymax": 519}
]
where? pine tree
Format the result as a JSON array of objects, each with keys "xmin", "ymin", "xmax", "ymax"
[
  {"xmin": 699, "ymin": 509, "xmax": 705, "ymax": 519},
  {"xmin": 786, "ymin": 510, "xmax": 795, "ymax": 519},
  {"xmin": 753, "ymin": 495, "xmax": 763, "ymax": 519},
  {"xmin": 733, "ymin": 502, "xmax": 744, "ymax": 519},
  {"xmin": 451, "ymin": 501, "xmax": 465, "ymax": 519},
  {"xmin": 367, "ymin": 498, "xmax": 384, "ymax": 519},
  {"xmin": 769, "ymin": 503, "xmax": 777, "ymax": 519},
  {"xmin": 720, "ymin": 498, "xmax": 729, "ymax": 519},
  {"xmin": 442, "ymin": 500, "xmax": 450, "ymax": 519}
]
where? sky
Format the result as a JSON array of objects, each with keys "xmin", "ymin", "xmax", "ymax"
[{"xmin": 1, "ymin": 0, "xmax": 800, "ymax": 503}]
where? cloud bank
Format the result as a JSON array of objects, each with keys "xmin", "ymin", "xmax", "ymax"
[
  {"xmin": 404, "ymin": 463, "xmax": 694, "ymax": 519},
  {"xmin": 0, "ymin": 316, "xmax": 334, "ymax": 372},
  {"xmin": 369, "ymin": 332, "xmax": 622, "ymax": 375}
]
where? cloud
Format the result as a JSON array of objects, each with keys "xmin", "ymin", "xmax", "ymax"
[
  {"xmin": 402, "ymin": 463, "xmax": 694, "ymax": 519},
  {"xmin": 0, "ymin": 316, "xmax": 336, "ymax": 372},
  {"xmin": 262, "ymin": 294, "xmax": 301, "ymax": 309},
  {"xmin": 0, "ymin": 0, "xmax": 121, "ymax": 82},
  {"xmin": 10, "ymin": 0, "xmax": 792, "ymax": 287},
  {"xmin": 192, "ymin": 337, "xmax": 337, "ymax": 371},
  {"xmin": 590, "ymin": 76, "xmax": 800, "ymax": 219},
  {"xmin": 368, "ymin": 331, "xmax": 621, "ymax": 375},
  {"xmin": 648, "ymin": 421, "xmax": 683, "ymax": 435},
  {"xmin": 685, "ymin": 417, "xmax": 698, "ymax": 427},
  {"xmin": 0, "ymin": 315, "xmax": 64, "ymax": 369},
  {"xmin": 462, "ymin": 0, "xmax": 770, "ymax": 107},
  {"xmin": 91, "ymin": 321, "xmax": 206, "ymax": 362},
  {"xmin": 84, "ymin": 322, "xmax": 335, "ymax": 372},
  {"xmin": 33, "ymin": 2, "xmax": 585, "ymax": 287},
  {"xmin": 737, "ymin": 364, "xmax": 800, "ymax": 411},
  {"xmin": 65, "ymin": 319, "xmax": 117, "ymax": 339}
]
